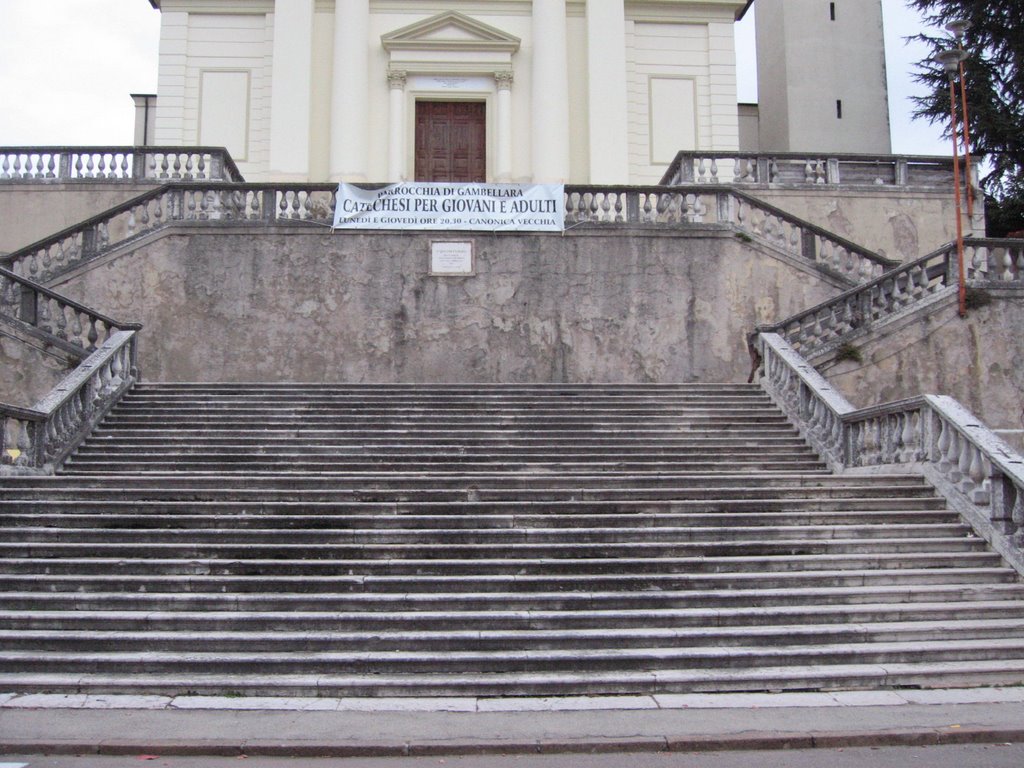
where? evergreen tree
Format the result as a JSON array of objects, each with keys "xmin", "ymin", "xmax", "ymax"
[{"xmin": 906, "ymin": 0, "xmax": 1024, "ymax": 235}]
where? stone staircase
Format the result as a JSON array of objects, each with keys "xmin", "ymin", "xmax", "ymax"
[{"xmin": 1, "ymin": 382, "xmax": 1024, "ymax": 697}]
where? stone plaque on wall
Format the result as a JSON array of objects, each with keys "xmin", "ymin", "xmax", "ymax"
[{"xmin": 430, "ymin": 240, "xmax": 474, "ymax": 276}]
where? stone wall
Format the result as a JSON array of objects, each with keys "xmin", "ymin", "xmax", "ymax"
[
  {"xmin": 48, "ymin": 226, "xmax": 847, "ymax": 384},
  {"xmin": 0, "ymin": 324, "xmax": 77, "ymax": 408},
  {"xmin": 750, "ymin": 188, "xmax": 968, "ymax": 264},
  {"xmin": 814, "ymin": 290, "xmax": 1024, "ymax": 452},
  {"xmin": 0, "ymin": 183, "xmax": 156, "ymax": 255}
]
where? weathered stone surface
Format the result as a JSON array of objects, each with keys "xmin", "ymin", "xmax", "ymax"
[
  {"xmin": 48, "ymin": 227, "xmax": 844, "ymax": 384},
  {"xmin": 0, "ymin": 323, "xmax": 76, "ymax": 407},
  {"xmin": 818, "ymin": 292, "xmax": 1024, "ymax": 451},
  {"xmin": 752, "ymin": 189, "xmax": 966, "ymax": 263},
  {"xmin": 0, "ymin": 183, "xmax": 157, "ymax": 255}
]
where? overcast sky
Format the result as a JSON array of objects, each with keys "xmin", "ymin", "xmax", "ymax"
[{"xmin": 0, "ymin": 0, "xmax": 949, "ymax": 157}]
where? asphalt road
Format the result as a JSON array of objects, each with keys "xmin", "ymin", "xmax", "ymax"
[{"xmin": 3, "ymin": 743, "xmax": 1024, "ymax": 767}]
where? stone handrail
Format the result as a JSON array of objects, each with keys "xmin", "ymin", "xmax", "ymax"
[
  {"xmin": 1, "ymin": 329, "xmax": 139, "ymax": 474},
  {"xmin": 564, "ymin": 185, "xmax": 897, "ymax": 282},
  {"xmin": 754, "ymin": 238, "xmax": 1024, "ymax": 357},
  {"xmin": 758, "ymin": 332, "xmax": 1024, "ymax": 570},
  {"xmin": 1, "ymin": 183, "xmax": 896, "ymax": 287},
  {"xmin": 0, "ymin": 265, "xmax": 141, "ymax": 356},
  {"xmin": 0, "ymin": 146, "xmax": 244, "ymax": 183},
  {"xmin": 660, "ymin": 151, "xmax": 963, "ymax": 190}
]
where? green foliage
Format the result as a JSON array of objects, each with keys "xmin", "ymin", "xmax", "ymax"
[
  {"xmin": 834, "ymin": 342, "xmax": 863, "ymax": 365},
  {"xmin": 906, "ymin": 1, "xmax": 1024, "ymax": 231},
  {"xmin": 964, "ymin": 286, "xmax": 992, "ymax": 309}
]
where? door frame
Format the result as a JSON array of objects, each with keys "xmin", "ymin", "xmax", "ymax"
[
  {"xmin": 404, "ymin": 78, "xmax": 495, "ymax": 182},
  {"xmin": 414, "ymin": 98, "xmax": 488, "ymax": 183}
]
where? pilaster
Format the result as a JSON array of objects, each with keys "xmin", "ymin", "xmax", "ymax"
[
  {"xmin": 531, "ymin": 0, "xmax": 571, "ymax": 182},
  {"xmin": 330, "ymin": 0, "xmax": 370, "ymax": 181},
  {"xmin": 585, "ymin": 0, "xmax": 629, "ymax": 183},
  {"xmin": 386, "ymin": 70, "xmax": 407, "ymax": 182},
  {"xmin": 269, "ymin": 0, "xmax": 315, "ymax": 180}
]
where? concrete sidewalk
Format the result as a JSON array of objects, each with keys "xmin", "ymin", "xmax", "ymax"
[{"xmin": 2, "ymin": 689, "xmax": 1024, "ymax": 757}]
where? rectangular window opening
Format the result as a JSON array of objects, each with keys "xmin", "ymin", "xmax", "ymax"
[
  {"xmin": 830, "ymin": 2, "xmax": 836, "ymax": 21},
  {"xmin": 836, "ymin": 99, "xmax": 843, "ymax": 119}
]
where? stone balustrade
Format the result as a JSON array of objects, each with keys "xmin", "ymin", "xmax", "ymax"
[
  {"xmin": 757, "ymin": 238, "xmax": 1024, "ymax": 358},
  {"xmin": 0, "ymin": 265, "xmax": 140, "ymax": 355},
  {"xmin": 1, "ymin": 330, "xmax": 138, "ymax": 474},
  {"xmin": 661, "ymin": 151, "xmax": 964, "ymax": 190},
  {"xmin": 0, "ymin": 147, "xmax": 244, "ymax": 183},
  {"xmin": 2, "ymin": 183, "xmax": 897, "ymax": 287},
  {"xmin": 759, "ymin": 332, "xmax": 1024, "ymax": 568}
]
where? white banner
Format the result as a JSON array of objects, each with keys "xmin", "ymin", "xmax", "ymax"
[{"xmin": 333, "ymin": 182, "xmax": 564, "ymax": 232}]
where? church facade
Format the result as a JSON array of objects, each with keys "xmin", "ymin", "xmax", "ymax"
[{"xmin": 145, "ymin": 0, "xmax": 890, "ymax": 184}]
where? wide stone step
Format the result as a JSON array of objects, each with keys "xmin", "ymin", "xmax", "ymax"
[
  {"xmin": 79, "ymin": 442, "xmax": 815, "ymax": 454},
  {"xmin": 86, "ymin": 428, "xmax": 806, "ymax": 441},
  {"xmin": 0, "ymin": 551, "xmax": 1002, "ymax": 576},
  {"xmin": 111, "ymin": 401, "xmax": 781, "ymax": 412},
  {"xmin": 0, "ymin": 523, "xmax": 973, "ymax": 545},
  {"xmin": 6, "ymin": 658, "xmax": 1023, "ymax": 697},
  {"xmin": 128, "ymin": 382, "xmax": 764, "ymax": 393},
  {"xmin": 0, "ymin": 536, "xmax": 989, "ymax": 560},
  {"xmin": 59, "ymin": 460, "xmax": 829, "ymax": 475},
  {"xmin": 13, "ymin": 471, "xmax": 923, "ymax": 488},
  {"xmin": 4, "ymin": 589, "xmax": 1019, "ymax": 614},
  {"xmin": 0, "ymin": 509, "xmax": 962, "ymax": 530},
  {"xmin": 68, "ymin": 444, "xmax": 819, "ymax": 456},
  {"xmin": 0, "ymin": 568, "xmax": 1012, "ymax": 597},
  {"xmin": 4, "ymin": 618, "xmax": 1024, "ymax": 654},
  {"xmin": 5, "ymin": 637, "xmax": 1024, "ymax": 675},
  {"xmin": 97, "ymin": 418, "xmax": 797, "ymax": 431},
  {"xmin": 7, "ymin": 602, "xmax": 1024, "ymax": 632}
]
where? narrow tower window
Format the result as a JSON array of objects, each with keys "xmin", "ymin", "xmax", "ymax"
[
  {"xmin": 830, "ymin": 3, "xmax": 836, "ymax": 21},
  {"xmin": 836, "ymin": 99, "xmax": 843, "ymax": 119}
]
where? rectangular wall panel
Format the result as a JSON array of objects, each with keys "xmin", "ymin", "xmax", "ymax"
[
  {"xmin": 199, "ymin": 71, "xmax": 251, "ymax": 161},
  {"xmin": 649, "ymin": 77, "xmax": 696, "ymax": 164}
]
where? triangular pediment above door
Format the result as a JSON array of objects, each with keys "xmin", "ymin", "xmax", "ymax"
[{"xmin": 382, "ymin": 11, "xmax": 521, "ymax": 53}]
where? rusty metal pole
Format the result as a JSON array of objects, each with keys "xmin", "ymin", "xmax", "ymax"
[
  {"xmin": 947, "ymin": 19, "xmax": 975, "ymax": 219},
  {"xmin": 949, "ymin": 76, "xmax": 968, "ymax": 318},
  {"xmin": 938, "ymin": 48, "xmax": 969, "ymax": 318}
]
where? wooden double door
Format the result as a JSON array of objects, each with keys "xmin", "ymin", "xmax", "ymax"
[{"xmin": 414, "ymin": 101, "xmax": 486, "ymax": 182}]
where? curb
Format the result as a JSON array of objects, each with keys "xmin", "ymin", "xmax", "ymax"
[{"xmin": 3, "ymin": 727, "xmax": 1023, "ymax": 757}]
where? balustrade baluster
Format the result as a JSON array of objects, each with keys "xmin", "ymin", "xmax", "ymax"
[
  {"xmin": 968, "ymin": 447, "xmax": 988, "ymax": 503},
  {"xmin": 86, "ymin": 319, "xmax": 99, "ymax": 351}
]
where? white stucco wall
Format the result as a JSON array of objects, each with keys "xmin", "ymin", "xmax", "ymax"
[{"xmin": 150, "ymin": 0, "xmax": 746, "ymax": 183}]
